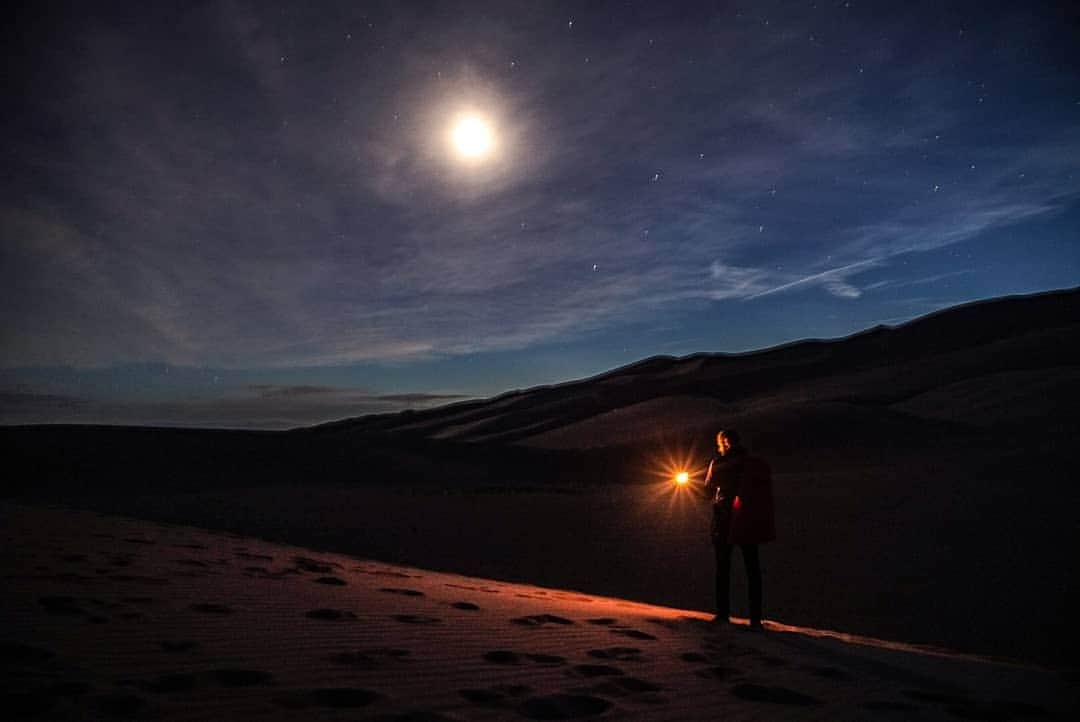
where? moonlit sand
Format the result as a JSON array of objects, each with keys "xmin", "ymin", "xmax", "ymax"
[{"xmin": 3, "ymin": 504, "xmax": 1073, "ymax": 720}]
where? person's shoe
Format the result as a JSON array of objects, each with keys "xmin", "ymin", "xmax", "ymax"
[{"xmin": 746, "ymin": 620, "xmax": 765, "ymax": 632}]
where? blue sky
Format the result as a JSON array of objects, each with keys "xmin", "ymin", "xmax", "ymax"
[{"xmin": 2, "ymin": 0, "xmax": 1078, "ymax": 427}]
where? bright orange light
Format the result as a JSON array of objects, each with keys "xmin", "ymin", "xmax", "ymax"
[{"xmin": 675, "ymin": 471, "xmax": 689, "ymax": 485}]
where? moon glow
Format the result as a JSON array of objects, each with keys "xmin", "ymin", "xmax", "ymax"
[{"xmin": 450, "ymin": 114, "xmax": 495, "ymax": 160}]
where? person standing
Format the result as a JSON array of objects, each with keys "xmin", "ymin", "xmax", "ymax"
[{"xmin": 702, "ymin": 429, "xmax": 776, "ymax": 629}]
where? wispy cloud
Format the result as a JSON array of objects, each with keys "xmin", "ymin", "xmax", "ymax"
[
  {"xmin": 0, "ymin": 385, "xmax": 470, "ymax": 429},
  {"xmin": 747, "ymin": 260, "xmax": 884, "ymax": 300},
  {"xmin": 2, "ymin": 0, "xmax": 1078, "ymax": 377}
]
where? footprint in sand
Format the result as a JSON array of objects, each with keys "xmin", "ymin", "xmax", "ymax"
[
  {"xmin": 39, "ymin": 595, "xmax": 86, "ymax": 617},
  {"xmin": 54, "ymin": 571, "xmax": 97, "ymax": 583},
  {"xmin": 107, "ymin": 574, "xmax": 169, "ymax": 586},
  {"xmin": 483, "ymin": 650, "xmax": 520, "ymax": 665},
  {"xmin": 306, "ymin": 608, "xmax": 358, "ymax": 621},
  {"xmin": 459, "ymin": 688, "xmax": 507, "ymax": 707},
  {"xmin": 275, "ymin": 687, "xmax": 382, "ymax": 709},
  {"xmin": 173, "ymin": 559, "xmax": 208, "ymax": 567},
  {"xmin": 0, "ymin": 642, "xmax": 56, "ymax": 667},
  {"xmin": 804, "ymin": 664, "xmax": 847, "ymax": 679},
  {"xmin": 451, "ymin": 601, "xmax": 480, "ymax": 610},
  {"xmin": 380, "ymin": 587, "xmax": 425, "ymax": 597},
  {"xmin": 731, "ymin": 683, "xmax": 820, "ymax": 706},
  {"xmin": 292, "ymin": 556, "xmax": 341, "ymax": 574},
  {"xmin": 392, "ymin": 614, "xmax": 441, "ymax": 625},
  {"xmin": 517, "ymin": 693, "xmax": 612, "ymax": 719},
  {"xmin": 315, "ymin": 576, "xmax": 347, "ymax": 585},
  {"xmin": 482, "ymin": 650, "xmax": 567, "ymax": 666},
  {"xmin": 91, "ymin": 693, "xmax": 146, "ymax": 715},
  {"xmin": 695, "ymin": 665, "xmax": 738, "ymax": 680},
  {"xmin": 136, "ymin": 672, "xmax": 198, "ymax": 693},
  {"xmin": 359, "ymin": 569, "xmax": 414, "ymax": 579},
  {"xmin": 525, "ymin": 653, "xmax": 567, "ymax": 666},
  {"xmin": 160, "ymin": 640, "xmax": 199, "ymax": 652},
  {"xmin": 587, "ymin": 647, "xmax": 643, "ymax": 662},
  {"xmin": 511, "ymin": 614, "xmax": 574, "ymax": 627},
  {"xmin": 571, "ymin": 664, "xmax": 624, "ymax": 678},
  {"xmin": 208, "ymin": 669, "xmax": 275, "ymax": 687},
  {"xmin": 609, "ymin": 628, "xmax": 656, "ymax": 641},
  {"xmin": 190, "ymin": 603, "xmax": 232, "ymax": 614},
  {"xmin": 901, "ymin": 689, "xmax": 972, "ymax": 706}
]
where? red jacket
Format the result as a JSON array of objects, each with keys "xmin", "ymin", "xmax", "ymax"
[
  {"xmin": 728, "ymin": 456, "xmax": 776, "ymax": 544},
  {"xmin": 704, "ymin": 452, "xmax": 776, "ymax": 545}
]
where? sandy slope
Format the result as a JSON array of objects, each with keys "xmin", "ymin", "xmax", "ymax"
[{"xmin": 2, "ymin": 504, "xmax": 1074, "ymax": 721}]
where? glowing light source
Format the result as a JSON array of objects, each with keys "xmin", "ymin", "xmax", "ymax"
[
  {"xmin": 675, "ymin": 471, "xmax": 689, "ymax": 485},
  {"xmin": 450, "ymin": 114, "xmax": 494, "ymax": 159}
]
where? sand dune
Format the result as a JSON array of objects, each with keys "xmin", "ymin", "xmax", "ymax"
[
  {"xmin": 319, "ymin": 288, "xmax": 1080, "ymax": 446},
  {"xmin": 2, "ymin": 503, "xmax": 1074, "ymax": 720}
]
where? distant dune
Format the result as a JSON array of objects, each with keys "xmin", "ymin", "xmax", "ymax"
[{"xmin": 324, "ymin": 287, "xmax": 1080, "ymax": 451}]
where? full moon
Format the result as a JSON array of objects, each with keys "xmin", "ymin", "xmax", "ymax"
[{"xmin": 450, "ymin": 114, "xmax": 495, "ymax": 160}]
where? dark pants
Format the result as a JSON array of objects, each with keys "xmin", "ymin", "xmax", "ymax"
[{"xmin": 714, "ymin": 542, "xmax": 762, "ymax": 624}]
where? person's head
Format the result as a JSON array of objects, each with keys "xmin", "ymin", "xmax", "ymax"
[{"xmin": 716, "ymin": 429, "xmax": 742, "ymax": 456}]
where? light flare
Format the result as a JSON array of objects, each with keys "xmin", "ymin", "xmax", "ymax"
[
  {"xmin": 450, "ymin": 114, "xmax": 495, "ymax": 159},
  {"xmin": 634, "ymin": 444, "xmax": 711, "ymax": 519}
]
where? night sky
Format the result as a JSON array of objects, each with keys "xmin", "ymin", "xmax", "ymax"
[{"xmin": 3, "ymin": 1, "xmax": 1079, "ymax": 428}]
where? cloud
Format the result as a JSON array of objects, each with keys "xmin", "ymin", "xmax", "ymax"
[
  {"xmin": 0, "ymin": 391, "xmax": 88, "ymax": 412},
  {"xmin": 0, "ymin": 383, "xmax": 471, "ymax": 430},
  {"xmin": 3, "ymin": 1, "xmax": 1079, "ymax": 374},
  {"xmin": 748, "ymin": 260, "xmax": 884, "ymax": 300},
  {"xmin": 708, "ymin": 262, "xmax": 771, "ymax": 300}
]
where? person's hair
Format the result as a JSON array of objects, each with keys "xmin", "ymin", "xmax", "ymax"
[{"xmin": 719, "ymin": 429, "xmax": 742, "ymax": 447}]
